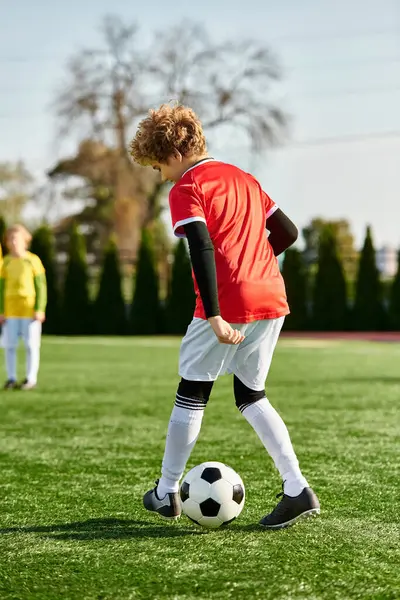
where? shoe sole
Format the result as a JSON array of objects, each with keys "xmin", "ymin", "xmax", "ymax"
[
  {"xmin": 145, "ymin": 509, "xmax": 181, "ymax": 521},
  {"xmin": 158, "ymin": 513, "xmax": 181, "ymax": 521},
  {"xmin": 259, "ymin": 507, "xmax": 320, "ymax": 530}
]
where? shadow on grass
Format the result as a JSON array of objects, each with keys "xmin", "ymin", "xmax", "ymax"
[
  {"xmin": 0, "ymin": 517, "xmax": 207, "ymax": 540},
  {"xmin": 0, "ymin": 518, "xmax": 278, "ymax": 540},
  {"xmin": 274, "ymin": 376, "xmax": 400, "ymax": 387}
]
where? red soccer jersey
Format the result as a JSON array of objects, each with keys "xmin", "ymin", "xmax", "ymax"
[{"xmin": 169, "ymin": 159, "xmax": 289, "ymax": 323}]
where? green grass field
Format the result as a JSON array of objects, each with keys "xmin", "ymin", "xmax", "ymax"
[{"xmin": 0, "ymin": 337, "xmax": 399, "ymax": 600}]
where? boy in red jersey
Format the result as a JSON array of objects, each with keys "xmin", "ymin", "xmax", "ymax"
[{"xmin": 129, "ymin": 104, "xmax": 320, "ymax": 529}]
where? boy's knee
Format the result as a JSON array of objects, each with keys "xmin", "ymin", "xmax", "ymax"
[
  {"xmin": 234, "ymin": 375, "xmax": 265, "ymax": 412},
  {"xmin": 176, "ymin": 378, "xmax": 214, "ymax": 406}
]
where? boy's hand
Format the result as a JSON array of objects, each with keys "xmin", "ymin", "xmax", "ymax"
[
  {"xmin": 34, "ymin": 311, "xmax": 46, "ymax": 323},
  {"xmin": 208, "ymin": 316, "xmax": 245, "ymax": 345},
  {"xmin": 0, "ymin": 315, "xmax": 4, "ymax": 324}
]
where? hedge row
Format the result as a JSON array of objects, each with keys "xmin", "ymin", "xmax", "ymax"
[{"xmin": 2, "ymin": 218, "xmax": 399, "ymax": 334}]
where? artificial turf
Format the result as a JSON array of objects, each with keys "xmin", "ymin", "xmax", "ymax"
[{"xmin": 0, "ymin": 336, "xmax": 399, "ymax": 599}]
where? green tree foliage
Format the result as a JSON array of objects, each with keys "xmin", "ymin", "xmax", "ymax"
[
  {"xmin": 302, "ymin": 218, "xmax": 358, "ymax": 283},
  {"xmin": 30, "ymin": 225, "xmax": 61, "ymax": 334},
  {"xmin": 166, "ymin": 239, "xmax": 195, "ymax": 334},
  {"xmin": 129, "ymin": 229, "xmax": 161, "ymax": 335},
  {"xmin": 62, "ymin": 223, "xmax": 91, "ymax": 335},
  {"xmin": 352, "ymin": 226, "xmax": 385, "ymax": 331},
  {"xmin": 312, "ymin": 226, "xmax": 348, "ymax": 330},
  {"xmin": 281, "ymin": 248, "xmax": 308, "ymax": 330},
  {"xmin": 94, "ymin": 237, "xmax": 127, "ymax": 335},
  {"xmin": 388, "ymin": 250, "xmax": 400, "ymax": 330}
]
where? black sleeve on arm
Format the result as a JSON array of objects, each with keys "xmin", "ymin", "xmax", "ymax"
[
  {"xmin": 266, "ymin": 208, "xmax": 298, "ymax": 256},
  {"xmin": 183, "ymin": 221, "xmax": 220, "ymax": 319}
]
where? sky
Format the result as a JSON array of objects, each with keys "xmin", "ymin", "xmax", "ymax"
[{"xmin": 1, "ymin": 0, "xmax": 400, "ymax": 248}]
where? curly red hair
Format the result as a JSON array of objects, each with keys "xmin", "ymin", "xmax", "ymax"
[{"xmin": 129, "ymin": 104, "xmax": 207, "ymax": 165}]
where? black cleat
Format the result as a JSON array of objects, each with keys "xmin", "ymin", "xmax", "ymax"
[
  {"xmin": 143, "ymin": 480, "xmax": 181, "ymax": 520},
  {"xmin": 260, "ymin": 487, "xmax": 320, "ymax": 530},
  {"xmin": 3, "ymin": 379, "xmax": 17, "ymax": 390}
]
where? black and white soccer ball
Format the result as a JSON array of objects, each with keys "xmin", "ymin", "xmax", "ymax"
[{"xmin": 180, "ymin": 461, "xmax": 245, "ymax": 529}]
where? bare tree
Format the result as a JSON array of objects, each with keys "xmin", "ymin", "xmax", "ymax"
[
  {"xmin": 147, "ymin": 22, "xmax": 286, "ymax": 150},
  {"xmin": 51, "ymin": 15, "xmax": 287, "ymax": 260}
]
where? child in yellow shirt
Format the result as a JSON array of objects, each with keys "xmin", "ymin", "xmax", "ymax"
[{"xmin": 0, "ymin": 225, "xmax": 47, "ymax": 390}]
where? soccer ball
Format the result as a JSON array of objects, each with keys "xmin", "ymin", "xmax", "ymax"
[{"xmin": 180, "ymin": 461, "xmax": 245, "ymax": 529}]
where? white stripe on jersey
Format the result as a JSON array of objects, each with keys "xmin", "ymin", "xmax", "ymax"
[
  {"xmin": 173, "ymin": 216, "xmax": 207, "ymax": 238},
  {"xmin": 266, "ymin": 204, "xmax": 279, "ymax": 220},
  {"xmin": 180, "ymin": 158, "xmax": 216, "ymax": 178}
]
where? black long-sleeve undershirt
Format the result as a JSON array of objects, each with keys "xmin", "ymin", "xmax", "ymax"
[
  {"xmin": 266, "ymin": 209, "xmax": 298, "ymax": 256},
  {"xmin": 183, "ymin": 222, "xmax": 221, "ymax": 318},
  {"xmin": 183, "ymin": 209, "xmax": 298, "ymax": 319}
]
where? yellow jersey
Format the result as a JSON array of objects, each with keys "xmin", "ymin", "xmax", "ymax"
[{"xmin": 0, "ymin": 252, "xmax": 47, "ymax": 318}]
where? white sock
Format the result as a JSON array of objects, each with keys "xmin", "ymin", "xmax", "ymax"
[
  {"xmin": 26, "ymin": 345, "xmax": 40, "ymax": 384},
  {"xmin": 5, "ymin": 348, "xmax": 17, "ymax": 381},
  {"xmin": 241, "ymin": 397, "xmax": 309, "ymax": 497},
  {"xmin": 157, "ymin": 396, "xmax": 205, "ymax": 499}
]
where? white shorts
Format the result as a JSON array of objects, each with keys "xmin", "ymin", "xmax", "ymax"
[
  {"xmin": 179, "ymin": 317, "xmax": 284, "ymax": 391},
  {"xmin": 1, "ymin": 318, "xmax": 42, "ymax": 349}
]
